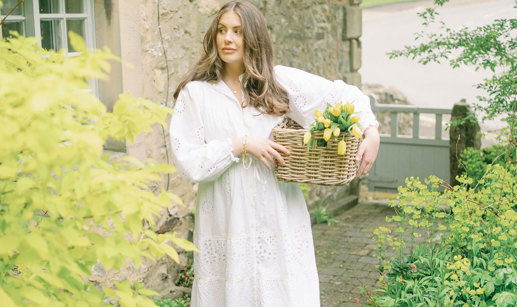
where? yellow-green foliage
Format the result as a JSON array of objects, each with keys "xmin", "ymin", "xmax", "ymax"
[
  {"xmin": 0, "ymin": 33, "xmax": 196, "ymax": 306},
  {"xmin": 372, "ymin": 166, "xmax": 517, "ymax": 306}
]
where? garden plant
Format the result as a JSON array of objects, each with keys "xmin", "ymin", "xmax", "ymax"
[
  {"xmin": 369, "ymin": 0, "xmax": 516, "ymax": 305},
  {"xmin": 0, "ymin": 31, "xmax": 196, "ymax": 306}
]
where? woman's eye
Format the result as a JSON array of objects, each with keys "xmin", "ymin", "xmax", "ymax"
[
  {"xmin": 235, "ymin": 29, "xmax": 242, "ymax": 34},
  {"xmin": 218, "ymin": 28, "xmax": 225, "ymax": 34}
]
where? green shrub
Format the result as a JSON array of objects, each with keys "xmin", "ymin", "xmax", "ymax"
[
  {"xmin": 155, "ymin": 295, "xmax": 190, "ymax": 307},
  {"xmin": 0, "ymin": 33, "xmax": 197, "ymax": 306},
  {"xmin": 371, "ymin": 165, "xmax": 517, "ymax": 306},
  {"xmin": 460, "ymin": 145, "xmax": 516, "ymax": 188},
  {"xmin": 314, "ymin": 205, "xmax": 335, "ymax": 225},
  {"xmin": 176, "ymin": 251, "xmax": 194, "ymax": 288}
]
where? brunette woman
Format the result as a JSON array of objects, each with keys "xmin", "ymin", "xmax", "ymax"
[{"xmin": 170, "ymin": 1, "xmax": 380, "ymax": 306}]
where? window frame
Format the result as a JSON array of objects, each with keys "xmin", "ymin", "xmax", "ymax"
[{"xmin": 1, "ymin": 0, "xmax": 98, "ymax": 93}]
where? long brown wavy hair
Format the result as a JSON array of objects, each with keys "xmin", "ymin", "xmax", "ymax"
[{"xmin": 173, "ymin": 1, "xmax": 289, "ymax": 116}]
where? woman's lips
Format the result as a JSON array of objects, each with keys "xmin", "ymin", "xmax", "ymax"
[{"xmin": 222, "ymin": 48, "xmax": 236, "ymax": 53}]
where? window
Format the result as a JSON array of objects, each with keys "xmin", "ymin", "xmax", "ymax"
[{"xmin": 1, "ymin": 0, "xmax": 95, "ymax": 54}]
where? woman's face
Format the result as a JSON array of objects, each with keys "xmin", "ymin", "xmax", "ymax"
[{"xmin": 216, "ymin": 11, "xmax": 245, "ymax": 69}]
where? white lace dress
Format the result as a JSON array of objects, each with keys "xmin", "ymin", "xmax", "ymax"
[{"xmin": 170, "ymin": 65, "xmax": 378, "ymax": 307}]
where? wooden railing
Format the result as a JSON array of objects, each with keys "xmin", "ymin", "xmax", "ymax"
[{"xmin": 368, "ymin": 95, "xmax": 452, "ymax": 192}]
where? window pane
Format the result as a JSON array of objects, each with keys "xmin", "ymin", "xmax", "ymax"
[
  {"xmin": 66, "ymin": 19, "xmax": 85, "ymax": 52},
  {"xmin": 65, "ymin": 0, "xmax": 83, "ymax": 13},
  {"xmin": 1, "ymin": 0, "xmax": 23, "ymax": 15},
  {"xmin": 2, "ymin": 21, "xmax": 24, "ymax": 38},
  {"xmin": 39, "ymin": 0, "xmax": 60, "ymax": 14},
  {"xmin": 40, "ymin": 19, "xmax": 62, "ymax": 51}
]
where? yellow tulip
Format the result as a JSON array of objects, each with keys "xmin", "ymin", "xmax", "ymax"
[
  {"xmin": 323, "ymin": 118, "xmax": 331, "ymax": 128},
  {"xmin": 317, "ymin": 116, "xmax": 325, "ymax": 123},
  {"xmin": 323, "ymin": 128, "xmax": 332, "ymax": 141},
  {"xmin": 333, "ymin": 127, "xmax": 340, "ymax": 137},
  {"xmin": 303, "ymin": 131, "xmax": 312, "ymax": 145},
  {"xmin": 337, "ymin": 140, "xmax": 346, "ymax": 155},
  {"xmin": 314, "ymin": 109, "xmax": 323, "ymax": 118},
  {"xmin": 335, "ymin": 102, "xmax": 343, "ymax": 111},
  {"xmin": 344, "ymin": 102, "xmax": 354, "ymax": 114},
  {"xmin": 330, "ymin": 106, "xmax": 341, "ymax": 117},
  {"xmin": 351, "ymin": 126, "xmax": 362, "ymax": 139},
  {"xmin": 350, "ymin": 116, "xmax": 360, "ymax": 123}
]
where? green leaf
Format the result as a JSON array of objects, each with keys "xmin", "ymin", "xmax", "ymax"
[
  {"xmin": 493, "ymin": 292, "xmax": 516, "ymax": 307},
  {"xmin": 137, "ymin": 288, "xmax": 160, "ymax": 297},
  {"xmin": 25, "ymin": 233, "xmax": 49, "ymax": 259},
  {"xmin": 68, "ymin": 31, "xmax": 86, "ymax": 52},
  {"xmin": 0, "ymin": 235, "xmax": 20, "ymax": 254},
  {"xmin": 171, "ymin": 232, "xmax": 198, "ymax": 252},
  {"xmin": 160, "ymin": 243, "xmax": 180, "ymax": 263},
  {"xmin": 0, "ymin": 286, "xmax": 16, "ymax": 307}
]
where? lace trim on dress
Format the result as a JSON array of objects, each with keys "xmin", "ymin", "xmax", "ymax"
[{"xmin": 194, "ymin": 223, "xmax": 315, "ymax": 283}]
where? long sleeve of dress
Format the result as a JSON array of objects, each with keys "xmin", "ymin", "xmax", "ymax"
[
  {"xmin": 170, "ymin": 83, "xmax": 239, "ymax": 183},
  {"xmin": 274, "ymin": 65, "xmax": 379, "ymax": 131}
]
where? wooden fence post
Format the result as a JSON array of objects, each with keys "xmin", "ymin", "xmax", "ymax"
[{"xmin": 449, "ymin": 100, "xmax": 481, "ymax": 186}]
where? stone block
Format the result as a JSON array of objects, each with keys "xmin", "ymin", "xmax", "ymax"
[
  {"xmin": 342, "ymin": 5, "xmax": 362, "ymax": 39},
  {"xmin": 343, "ymin": 72, "xmax": 362, "ymax": 87},
  {"xmin": 350, "ymin": 38, "xmax": 362, "ymax": 71},
  {"xmin": 349, "ymin": 0, "xmax": 362, "ymax": 5},
  {"xmin": 449, "ymin": 101, "xmax": 481, "ymax": 186}
]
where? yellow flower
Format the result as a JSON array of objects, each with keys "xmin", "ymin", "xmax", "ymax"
[
  {"xmin": 335, "ymin": 102, "xmax": 343, "ymax": 111},
  {"xmin": 492, "ymin": 240, "xmax": 501, "ymax": 247},
  {"xmin": 434, "ymin": 212, "xmax": 446, "ymax": 219},
  {"xmin": 488, "ymin": 265, "xmax": 495, "ymax": 271},
  {"xmin": 303, "ymin": 131, "xmax": 312, "ymax": 145},
  {"xmin": 450, "ymin": 273, "xmax": 458, "ymax": 280},
  {"xmin": 351, "ymin": 126, "xmax": 362, "ymax": 139},
  {"xmin": 476, "ymin": 288, "xmax": 485, "ymax": 295},
  {"xmin": 333, "ymin": 127, "xmax": 341, "ymax": 137},
  {"xmin": 505, "ymin": 257, "xmax": 514, "ymax": 264},
  {"xmin": 314, "ymin": 109, "xmax": 323, "ymax": 117},
  {"xmin": 509, "ymin": 229, "xmax": 516, "ymax": 236},
  {"xmin": 350, "ymin": 116, "xmax": 360, "ymax": 123},
  {"xmin": 323, "ymin": 118, "xmax": 331, "ymax": 128},
  {"xmin": 474, "ymin": 282, "xmax": 480, "ymax": 288},
  {"xmin": 330, "ymin": 106, "xmax": 341, "ymax": 117},
  {"xmin": 454, "ymin": 255, "xmax": 462, "ymax": 261},
  {"xmin": 317, "ymin": 116, "xmax": 325, "ymax": 123},
  {"xmin": 495, "ymin": 259, "xmax": 503, "ymax": 266},
  {"xmin": 468, "ymin": 289, "xmax": 476, "ymax": 296},
  {"xmin": 343, "ymin": 102, "xmax": 354, "ymax": 114},
  {"xmin": 337, "ymin": 140, "xmax": 347, "ymax": 155},
  {"xmin": 449, "ymin": 290, "xmax": 454, "ymax": 296},
  {"xmin": 444, "ymin": 280, "xmax": 449, "ymax": 285},
  {"xmin": 323, "ymin": 128, "xmax": 332, "ymax": 141}
]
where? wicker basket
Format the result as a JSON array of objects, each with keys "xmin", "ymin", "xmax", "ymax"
[{"xmin": 272, "ymin": 118, "xmax": 361, "ymax": 185}]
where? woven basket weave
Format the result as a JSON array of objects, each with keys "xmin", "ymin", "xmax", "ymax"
[{"xmin": 272, "ymin": 118, "xmax": 360, "ymax": 185}]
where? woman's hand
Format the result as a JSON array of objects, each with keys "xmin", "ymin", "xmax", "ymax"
[
  {"xmin": 232, "ymin": 136, "xmax": 290, "ymax": 169},
  {"xmin": 355, "ymin": 126, "xmax": 380, "ymax": 176}
]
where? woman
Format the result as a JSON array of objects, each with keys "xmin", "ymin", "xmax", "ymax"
[{"xmin": 170, "ymin": 1, "xmax": 380, "ymax": 306}]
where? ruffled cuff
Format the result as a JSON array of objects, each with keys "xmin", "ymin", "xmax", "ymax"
[{"xmin": 225, "ymin": 138, "xmax": 240, "ymax": 163}]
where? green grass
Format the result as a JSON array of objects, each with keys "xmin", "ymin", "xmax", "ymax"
[{"xmin": 361, "ymin": 0, "xmax": 421, "ymax": 8}]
